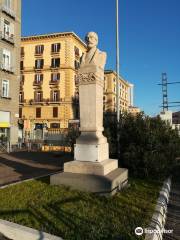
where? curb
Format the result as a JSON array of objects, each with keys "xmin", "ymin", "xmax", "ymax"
[
  {"xmin": 145, "ymin": 177, "xmax": 171, "ymax": 240},
  {"xmin": 0, "ymin": 219, "xmax": 63, "ymax": 240}
]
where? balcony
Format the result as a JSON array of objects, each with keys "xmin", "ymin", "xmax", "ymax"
[
  {"xmin": 34, "ymin": 66, "xmax": 43, "ymax": 71},
  {"xmin": 0, "ymin": 31, "xmax": 14, "ymax": 45},
  {"xmin": 19, "ymin": 99, "xmax": 26, "ymax": 105},
  {"xmin": 34, "ymin": 52, "xmax": 43, "ymax": 57},
  {"xmin": 50, "ymin": 98, "xmax": 61, "ymax": 103},
  {"xmin": 33, "ymin": 80, "xmax": 43, "ymax": 86},
  {"xmin": 51, "ymin": 50, "xmax": 60, "ymax": 56},
  {"xmin": 1, "ymin": 5, "xmax": 15, "ymax": 19},
  {"xmin": 50, "ymin": 65, "xmax": 60, "ymax": 70},
  {"xmin": 49, "ymin": 80, "xmax": 60, "ymax": 85},
  {"xmin": 0, "ymin": 63, "xmax": 14, "ymax": 73}
]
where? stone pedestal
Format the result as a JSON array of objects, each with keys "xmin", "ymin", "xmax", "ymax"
[{"xmin": 50, "ymin": 38, "xmax": 128, "ymax": 194}]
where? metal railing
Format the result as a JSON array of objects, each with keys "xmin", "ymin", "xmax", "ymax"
[{"xmin": 0, "ymin": 31, "xmax": 14, "ymax": 44}]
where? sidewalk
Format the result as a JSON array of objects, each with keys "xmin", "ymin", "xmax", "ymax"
[
  {"xmin": 163, "ymin": 180, "xmax": 180, "ymax": 240},
  {"xmin": 0, "ymin": 152, "xmax": 73, "ymax": 187}
]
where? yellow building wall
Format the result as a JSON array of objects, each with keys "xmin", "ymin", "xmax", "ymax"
[{"xmin": 20, "ymin": 33, "xmax": 86, "ymax": 130}]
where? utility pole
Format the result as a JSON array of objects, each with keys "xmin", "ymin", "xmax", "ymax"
[
  {"xmin": 116, "ymin": 0, "xmax": 120, "ymax": 122},
  {"xmin": 158, "ymin": 73, "xmax": 180, "ymax": 110}
]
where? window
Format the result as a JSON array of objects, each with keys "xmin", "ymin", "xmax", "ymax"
[
  {"xmin": 3, "ymin": 19, "xmax": 10, "ymax": 36},
  {"xmin": 19, "ymin": 108, "xmax": 22, "ymax": 118},
  {"xmin": 74, "ymin": 60, "xmax": 80, "ymax": 70},
  {"xmin": 51, "ymin": 73, "xmax": 60, "ymax": 82},
  {"xmin": 36, "ymin": 108, "xmax": 41, "ymax": 118},
  {"xmin": 35, "ymin": 45, "xmax": 44, "ymax": 54},
  {"xmin": 35, "ymin": 59, "xmax": 44, "ymax": 69},
  {"xmin": 34, "ymin": 91, "xmax": 43, "ymax": 102},
  {"xmin": 4, "ymin": 0, "xmax": 11, "ymax": 9},
  {"xmin": 19, "ymin": 92, "xmax": 23, "ymax": 102},
  {"xmin": 51, "ymin": 43, "xmax": 61, "ymax": 53},
  {"xmin": 2, "ymin": 80, "xmax": 9, "ymax": 97},
  {"xmin": 53, "ymin": 107, "xmax": 58, "ymax": 118},
  {"xmin": 20, "ymin": 61, "xmax": 24, "ymax": 70},
  {"xmin": 74, "ymin": 75, "xmax": 79, "ymax": 85},
  {"xmin": 2, "ymin": 49, "xmax": 11, "ymax": 71},
  {"xmin": 51, "ymin": 58, "xmax": 60, "ymax": 68},
  {"xmin": 35, "ymin": 74, "xmax": 43, "ymax": 83},
  {"xmin": 74, "ymin": 46, "xmax": 79, "ymax": 56},
  {"xmin": 37, "ymin": 92, "xmax": 42, "ymax": 102},
  {"xmin": 20, "ymin": 75, "xmax": 24, "ymax": 84},
  {"xmin": 21, "ymin": 47, "xmax": 24, "ymax": 56},
  {"xmin": 52, "ymin": 90, "xmax": 59, "ymax": 102}
]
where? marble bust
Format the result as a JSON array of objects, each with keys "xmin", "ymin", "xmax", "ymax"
[{"xmin": 80, "ymin": 32, "xmax": 107, "ymax": 70}]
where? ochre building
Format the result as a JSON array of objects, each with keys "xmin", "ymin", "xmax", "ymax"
[
  {"xmin": 104, "ymin": 70, "xmax": 134, "ymax": 113},
  {"xmin": 0, "ymin": 0, "xmax": 21, "ymax": 144},
  {"xmin": 20, "ymin": 32, "xmax": 86, "ymax": 139}
]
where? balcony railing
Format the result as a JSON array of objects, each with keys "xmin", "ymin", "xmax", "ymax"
[
  {"xmin": 0, "ymin": 31, "xmax": 14, "ymax": 44},
  {"xmin": 34, "ymin": 52, "xmax": 43, "ymax": 56},
  {"xmin": 51, "ymin": 50, "xmax": 60, "ymax": 55},
  {"xmin": 33, "ymin": 80, "xmax": 43, "ymax": 86},
  {"xmin": 0, "ymin": 63, "xmax": 14, "ymax": 73},
  {"xmin": 50, "ymin": 65, "xmax": 60, "ymax": 69},
  {"xmin": 34, "ymin": 66, "xmax": 44, "ymax": 71},
  {"xmin": 1, "ymin": 5, "xmax": 16, "ymax": 19},
  {"xmin": 19, "ymin": 99, "xmax": 26, "ymax": 104},
  {"xmin": 50, "ymin": 98, "xmax": 61, "ymax": 103},
  {"xmin": 49, "ymin": 80, "xmax": 60, "ymax": 85}
]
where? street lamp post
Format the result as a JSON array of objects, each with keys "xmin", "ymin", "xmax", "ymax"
[{"xmin": 116, "ymin": 0, "xmax": 120, "ymax": 158}]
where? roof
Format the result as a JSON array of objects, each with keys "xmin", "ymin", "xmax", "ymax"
[
  {"xmin": 21, "ymin": 31, "xmax": 86, "ymax": 47},
  {"xmin": 105, "ymin": 70, "xmax": 132, "ymax": 86}
]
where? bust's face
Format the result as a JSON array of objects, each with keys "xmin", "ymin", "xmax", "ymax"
[{"xmin": 85, "ymin": 32, "xmax": 98, "ymax": 49}]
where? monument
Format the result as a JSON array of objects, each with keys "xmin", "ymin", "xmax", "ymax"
[{"xmin": 51, "ymin": 32, "xmax": 128, "ymax": 194}]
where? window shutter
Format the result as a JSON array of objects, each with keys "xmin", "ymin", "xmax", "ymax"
[
  {"xmin": 50, "ymin": 90, "xmax": 53, "ymax": 101},
  {"xmin": 58, "ymin": 43, "xmax": 60, "ymax": 51},
  {"xmin": 35, "ymin": 46, "xmax": 38, "ymax": 54},
  {"xmin": 35, "ymin": 60, "xmax": 37, "ymax": 68},
  {"xmin": 57, "ymin": 73, "xmax": 60, "ymax": 80},
  {"xmin": 41, "ymin": 59, "xmax": 44, "ymax": 68},
  {"xmin": 34, "ymin": 91, "xmax": 36, "ymax": 101},
  {"xmin": 57, "ymin": 58, "xmax": 60, "ymax": 67}
]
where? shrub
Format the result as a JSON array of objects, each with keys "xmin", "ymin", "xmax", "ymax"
[{"xmin": 104, "ymin": 112, "xmax": 180, "ymax": 179}]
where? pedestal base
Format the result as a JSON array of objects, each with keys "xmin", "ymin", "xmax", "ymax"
[
  {"xmin": 50, "ymin": 168, "xmax": 128, "ymax": 195},
  {"xmin": 74, "ymin": 143, "xmax": 109, "ymax": 162},
  {"xmin": 64, "ymin": 159, "xmax": 118, "ymax": 176}
]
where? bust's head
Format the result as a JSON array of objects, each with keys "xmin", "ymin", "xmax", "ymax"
[{"xmin": 85, "ymin": 32, "xmax": 98, "ymax": 50}]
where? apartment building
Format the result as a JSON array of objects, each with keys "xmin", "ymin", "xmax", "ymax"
[
  {"xmin": 20, "ymin": 32, "xmax": 86, "ymax": 140},
  {"xmin": 104, "ymin": 70, "xmax": 133, "ymax": 113},
  {"xmin": 0, "ymin": 0, "xmax": 21, "ymax": 144}
]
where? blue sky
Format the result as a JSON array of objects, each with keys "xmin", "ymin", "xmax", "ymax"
[{"xmin": 22, "ymin": 0, "xmax": 180, "ymax": 116}]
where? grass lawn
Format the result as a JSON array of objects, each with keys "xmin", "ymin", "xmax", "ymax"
[{"xmin": 0, "ymin": 177, "xmax": 162, "ymax": 240}]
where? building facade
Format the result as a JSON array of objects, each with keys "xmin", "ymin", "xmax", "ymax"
[
  {"xmin": 0, "ymin": 0, "xmax": 21, "ymax": 144},
  {"xmin": 20, "ymin": 32, "xmax": 86, "ymax": 140},
  {"xmin": 104, "ymin": 70, "xmax": 133, "ymax": 113},
  {"xmin": 159, "ymin": 110, "xmax": 180, "ymax": 135}
]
